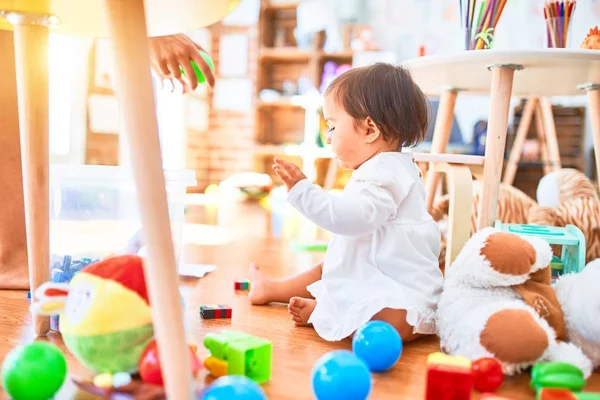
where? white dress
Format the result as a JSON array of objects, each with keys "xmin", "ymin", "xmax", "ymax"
[{"xmin": 287, "ymin": 152, "xmax": 443, "ymax": 341}]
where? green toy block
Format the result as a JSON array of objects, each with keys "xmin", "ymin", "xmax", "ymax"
[
  {"xmin": 494, "ymin": 221, "xmax": 586, "ymax": 275},
  {"xmin": 203, "ymin": 330, "xmax": 272, "ymax": 384}
]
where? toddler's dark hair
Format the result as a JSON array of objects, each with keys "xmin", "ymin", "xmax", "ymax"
[{"xmin": 324, "ymin": 63, "xmax": 430, "ymax": 148}]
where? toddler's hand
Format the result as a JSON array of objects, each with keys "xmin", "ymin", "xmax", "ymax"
[{"xmin": 273, "ymin": 158, "xmax": 307, "ymax": 191}]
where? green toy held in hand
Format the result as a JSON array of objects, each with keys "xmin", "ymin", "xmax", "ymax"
[
  {"xmin": 181, "ymin": 50, "xmax": 214, "ymax": 84},
  {"xmin": 1, "ymin": 342, "xmax": 68, "ymax": 400}
]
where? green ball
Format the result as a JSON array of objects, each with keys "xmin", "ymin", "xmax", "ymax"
[
  {"xmin": 181, "ymin": 50, "xmax": 214, "ymax": 84},
  {"xmin": 2, "ymin": 342, "xmax": 68, "ymax": 400}
]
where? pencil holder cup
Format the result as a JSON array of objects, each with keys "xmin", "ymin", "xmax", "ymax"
[{"xmin": 546, "ymin": 16, "xmax": 569, "ymax": 48}]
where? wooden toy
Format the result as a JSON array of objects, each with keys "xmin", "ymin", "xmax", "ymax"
[
  {"xmin": 200, "ymin": 304, "xmax": 232, "ymax": 319},
  {"xmin": 234, "ymin": 280, "xmax": 250, "ymax": 291},
  {"xmin": 203, "ymin": 330, "xmax": 272, "ymax": 384},
  {"xmin": 494, "ymin": 221, "xmax": 586, "ymax": 276},
  {"xmin": 425, "ymin": 352, "xmax": 473, "ymax": 400}
]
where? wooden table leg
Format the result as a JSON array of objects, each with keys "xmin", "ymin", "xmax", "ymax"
[
  {"xmin": 425, "ymin": 89, "xmax": 458, "ymax": 212},
  {"xmin": 13, "ymin": 23, "xmax": 50, "ymax": 336},
  {"xmin": 503, "ymin": 97, "xmax": 537, "ymax": 185},
  {"xmin": 588, "ymin": 88, "xmax": 600, "ymax": 188},
  {"xmin": 476, "ymin": 65, "xmax": 518, "ymax": 230},
  {"xmin": 539, "ymin": 97, "xmax": 561, "ymax": 172},
  {"xmin": 104, "ymin": 1, "xmax": 193, "ymax": 399}
]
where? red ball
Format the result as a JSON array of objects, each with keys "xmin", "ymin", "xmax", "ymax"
[
  {"xmin": 472, "ymin": 357, "xmax": 504, "ymax": 393},
  {"xmin": 139, "ymin": 340, "xmax": 202, "ymax": 386}
]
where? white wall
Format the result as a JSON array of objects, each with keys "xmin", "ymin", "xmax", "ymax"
[{"xmin": 363, "ymin": 0, "xmax": 599, "ymax": 173}]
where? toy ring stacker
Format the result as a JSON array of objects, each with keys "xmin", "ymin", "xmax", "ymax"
[{"xmin": 0, "ymin": 1, "xmax": 240, "ymax": 399}]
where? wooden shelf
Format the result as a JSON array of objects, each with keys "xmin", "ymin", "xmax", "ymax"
[
  {"xmin": 319, "ymin": 51, "xmax": 354, "ymax": 60},
  {"xmin": 259, "ymin": 48, "xmax": 312, "ymax": 62},
  {"xmin": 257, "ymin": 98, "xmax": 304, "ymax": 109},
  {"xmin": 263, "ymin": 1, "xmax": 300, "ymax": 12},
  {"xmin": 255, "ymin": 144, "xmax": 333, "ymax": 158}
]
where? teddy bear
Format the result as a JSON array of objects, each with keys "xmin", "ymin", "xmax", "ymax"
[
  {"xmin": 436, "ymin": 227, "xmax": 600, "ymax": 378},
  {"xmin": 432, "ymin": 168, "xmax": 600, "ymax": 267}
]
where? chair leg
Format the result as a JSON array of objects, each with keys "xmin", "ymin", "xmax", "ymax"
[
  {"xmin": 503, "ymin": 97, "xmax": 536, "ymax": 185},
  {"xmin": 434, "ymin": 163, "xmax": 473, "ymax": 269},
  {"xmin": 104, "ymin": 0, "xmax": 193, "ymax": 398},
  {"xmin": 425, "ymin": 89, "xmax": 458, "ymax": 212},
  {"xmin": 539, "ymin": 97, "xmax": 561, "ymax": 172}
]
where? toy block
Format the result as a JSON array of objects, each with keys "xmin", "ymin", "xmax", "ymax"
[
  {"xmin": 199, "ymin": 304, "xmax": 232, "ymax": 319},
  {"xmin": 425, "ymin": 352, "xmax": 473, "ymax": 400},
  {"xmin": 203, "ymin": 330, "xmax": 272, "ymax": 384},
  {"xmin": 234, "ymin": 280, "xmax": 250, "ymax": 290}
]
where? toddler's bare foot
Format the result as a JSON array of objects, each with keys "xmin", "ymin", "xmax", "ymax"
[
  {"xmin": 248, "ymin": 263, "xmax": 271, "ymax": 305},
  {"xmin": 288, "ymin": 297, "xmax": 316, "ymax": 327}
]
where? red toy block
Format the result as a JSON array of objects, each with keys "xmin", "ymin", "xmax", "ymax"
[{"xmin": 425, "ymin": 352, "xmax": 473, "ymax": 400}]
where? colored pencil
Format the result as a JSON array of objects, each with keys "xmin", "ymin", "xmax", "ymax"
[{"xmin": 544, "ymin": 0, "xmax": 576, "ymax": 48}]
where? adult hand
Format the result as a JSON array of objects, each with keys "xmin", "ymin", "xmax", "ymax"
[
  {"xmin": 273, "ymin": 157, "xmax": 307, "ymax": 191},
  {"xmin": 148, "ymin": 33, "xmax": 215, "ymax": 92}
]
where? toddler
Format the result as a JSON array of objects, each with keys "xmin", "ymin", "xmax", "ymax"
[{"xmin": 249, "ymin": 63, "xmax": 443, "ymax": 342}]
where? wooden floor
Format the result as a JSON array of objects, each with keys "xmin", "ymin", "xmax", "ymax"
[{"xmin": 0, "ymin": 199, "xmax": 598, "ymax": 399}]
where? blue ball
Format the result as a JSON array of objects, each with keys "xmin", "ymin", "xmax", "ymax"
[
  {"xmin": 200, "ymin": 376, "xmax": 266, "ymax": 400},
  {"xmin": 312, "ymin": 350, "xmax": 371, "ymax": 400},
  {"xmin": 352, "ymin": 321, "xmax": 403, "ymax": 372}
]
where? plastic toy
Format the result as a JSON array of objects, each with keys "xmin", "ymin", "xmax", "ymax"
[
  {"xmin": 234, "ymin": 280, "xmax": 250, "ymax": 290},
  {"xmin": 31, "ymin": 255, "xmax": 154, "ymax": 383},
  {"xmin": 530, "ymin": 362, "xmax": 586, "ymax": 392},
  {"xmin": 425, "ymin": 352, "xmax": 473, "ymax": 400},
  {"xmin": 472, "ymin": 357, "xmax": 504, "ymax": 393},
  {"xmin": 311, "ymin": 350, "xmax": 372, "ymax": 400},
  {"xmin": 200, "ymin": 375, "xmax": 267, "ymax": 400},
  {"xmin": 180, "ymin": 50, "xmax": 214, "ymax": 84},
  {"xmin": 138, "ymin": 339, "xmax": 202, "ymax": 386},
  {"xmin": 200, "ymin": 304, "xmax": 232, "ymax": 319},
  {"xmin": 203, "ymin": 330, "xmax": 272, "ymax": 384},
  {"xmin": 49, "ymin": 254, "xmax": 99, "ymax": 331},
  {"xmin": 537, "ymin": 388, "xmax": 600, "ymax": 400},
  {"xmin": 1, "ymin": 342, "xmax": 67, "ymax": 400},
  {"xmin": 493, "ymin": 221, "xmax": 586, "ymax": 276},
  {"xmin": 351, "ymin": 320, "xmax": 402, "ymax": 372},
  {"xmin": 480, "ymin": 395, "xmax": 514, "ymax": 399}
]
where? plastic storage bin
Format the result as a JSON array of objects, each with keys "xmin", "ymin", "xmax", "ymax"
[{"xmin": 48, "ymin": 164, "xmax": 195, "ymax": 330}]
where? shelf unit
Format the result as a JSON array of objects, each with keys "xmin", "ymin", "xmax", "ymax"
[{"xmin": 254, "ymin": 0, "xmax": 354, "ymax": 187}]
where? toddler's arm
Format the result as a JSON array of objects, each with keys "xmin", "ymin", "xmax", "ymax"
[{"xmin": 287, "ymin": 176, "xmax": 409, "ymax": 237}]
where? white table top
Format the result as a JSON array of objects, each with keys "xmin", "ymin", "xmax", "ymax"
[{"xmin": 403, "ymin": 49, "xmax": 600, "ymax": 97}]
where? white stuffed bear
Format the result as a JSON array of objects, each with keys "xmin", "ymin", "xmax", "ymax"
[{"xmin": 437, "ymin": 227, "xmax": 600, "ymax": 377}]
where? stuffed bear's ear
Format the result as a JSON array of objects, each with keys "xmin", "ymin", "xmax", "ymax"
[{"xmin": 446, "ymin": 228, "xmax": 551, "ymax": 288}]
